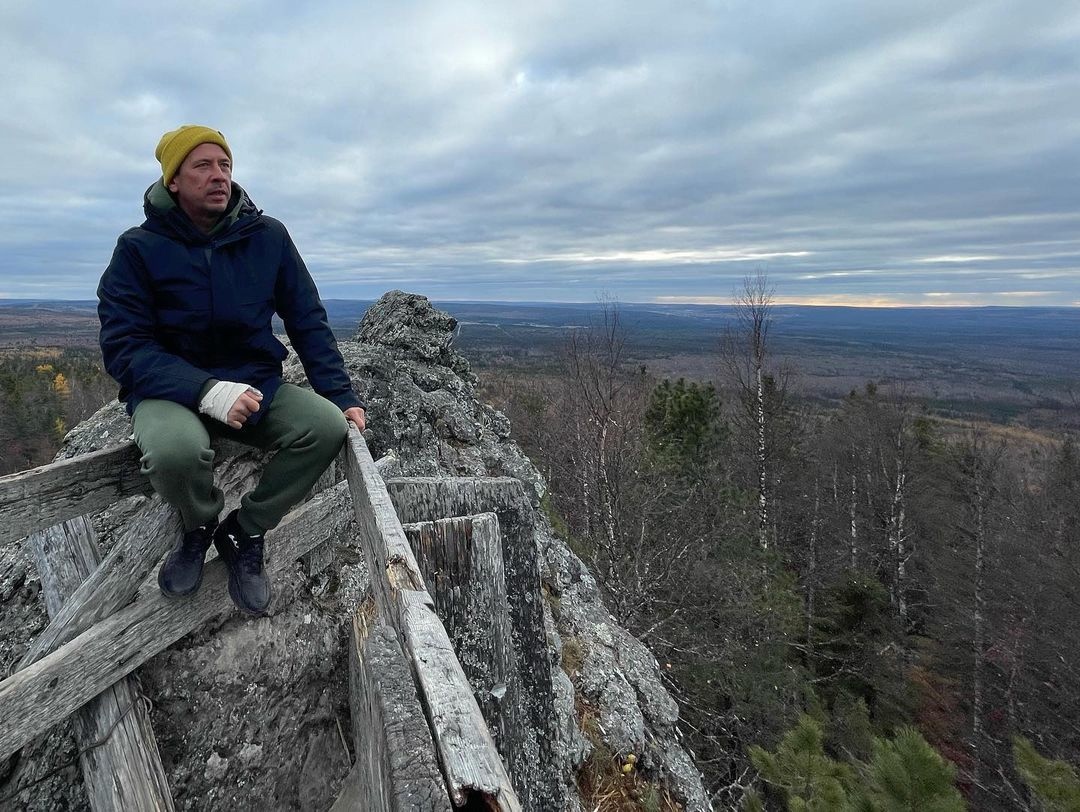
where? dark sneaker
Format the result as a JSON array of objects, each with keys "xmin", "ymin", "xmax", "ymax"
[
  {"xmin": 214, "ymin": 509, "xmax": 272, "ymax": 615},
  {"xmin": 158, "ymin": 519, "xmax": 218, "ymax": 597}
]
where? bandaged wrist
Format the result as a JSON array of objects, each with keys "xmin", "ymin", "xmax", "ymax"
[{"xmin": 198, "ymin": 381, "xmax": 261, "ymax": 424}]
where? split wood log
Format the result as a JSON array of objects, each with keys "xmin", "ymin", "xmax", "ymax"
[
  {"xmin": 386, "ymin": 477, "xmax": 565, "ymax": 812},
  {"xmin": 343, "ymin": 427, "xmax": 521, "ymax": 812},
  {"xmin": 0, "ymin": 480, "xmax": 353, "ymax": 762},
  {"xmin": 18, "ymin": 497, "xmax": 181, "ymax": 670},
  {"xmin": 0, "ymin": 443, "xmax": 148, "ymax": 546},
  {"xmin": 402, "ymin": 515, "xmax": 516, "ymax": 762},
  {"xmin": 25, "ymin": 515, "xmax": 173, "ymax": 811},
  {"xmin": 334, "ymin": 596, "xmax": 450, "ymax": 811}
]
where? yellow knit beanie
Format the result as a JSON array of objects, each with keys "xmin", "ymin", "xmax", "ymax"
[{"xmin": 155, "ymin": 125, "xmax": 232, "ymax": 186}]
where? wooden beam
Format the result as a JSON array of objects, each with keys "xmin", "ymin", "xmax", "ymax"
[
  {"xmin": 386, "ymin": 478, "xmax": 566, "ymax": 812},
  {"xmin": 335, "ymin": 596, "xmax": 451, "ymax": 811},
  {"xmin": 24, "ymin": 516, "xmax": 173, "ymax": 811},
  {"xmin": 12, "ymin": 446, "xmax": 396, "ymax": 669},
  {"xmin": 18, "ymin": 497, "xmax": 181, "ymax": 669},
  {"xmin": 402, "ymin": 515, "xmax": 516, "ymax": 757},
  {"xmin": 0, "ymin": 481, "xmax": 353, "ymax": 762},
  {"xmin": 343, "ymin": 428, "xmax": 521, "ymax": 812},
  {"xmin": 0, "ymin": 436, "xmax": 344, "ymax": 549},
  {"xmin": 385, "ymin": 478, "xmax": 525, "ymax": 526},
  {"xmin": 299, "ymin": 450, "xmax": 397, "ymax": 578},
  {"xmin": 0, "ymin": 442, "xmax": 148, "ymax": 547}
]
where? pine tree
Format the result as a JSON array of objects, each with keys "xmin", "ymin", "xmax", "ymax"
[
  {"xmin": 1013, "ymin": 736, "xmax": 1080, "ymax": 811},
  {"xmin": 858, "ymin": 727, "xmax": 965, "ymax": 811},
  {"xmin": 749, "ymin": 715, "xmax": 854, "ymax": 811},
  {"xmin": 644, "ymin": 377, "xmax": 725, "ymax": 470}
]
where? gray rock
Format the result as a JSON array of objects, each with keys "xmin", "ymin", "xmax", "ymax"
[
  {"xmin": 204, "ymin": 753, "xmax": 228, "ymax": 783},
  {"xmin": 55, "ymin": 399, "xmax": 130, "ymax": 458}
]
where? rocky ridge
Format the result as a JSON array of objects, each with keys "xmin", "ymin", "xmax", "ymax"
[{"xmin": 0, "ymin": 290, "xmax": 709, "ymax": 811}]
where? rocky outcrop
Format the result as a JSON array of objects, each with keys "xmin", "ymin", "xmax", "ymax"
[{"xmin": 0, "ymin": 290, "xmax": 708, "ymax": 811}]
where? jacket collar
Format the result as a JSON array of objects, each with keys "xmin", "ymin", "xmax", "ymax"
[{"xmin": 141, "ymin": 180, "xmax": 263, "ymax": 245}]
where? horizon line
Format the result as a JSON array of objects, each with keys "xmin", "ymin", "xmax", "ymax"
[{"xmin": 1, "ymin": 296, "xmax": 1079, "ymax": 311}]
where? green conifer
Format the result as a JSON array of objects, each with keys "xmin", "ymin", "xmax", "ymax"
[
  {"xmin": 749, "ymin": 715, "xmax": 854, "ymax": 811},
  {"xmin": 1013, "ymin": 735, "xmax": 1080, "ymax": 811},
  {"xmin": 858, "ymin": 727, "xmax": 965, "ymax": 811}
]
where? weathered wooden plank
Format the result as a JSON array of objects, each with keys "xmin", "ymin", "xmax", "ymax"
[
  {"xmin": 0, "ymin": 442, "xmax": 149, "ymax": 546},
  {"xmin": 300, "ymin": 451, "xmax": 397, "ymax": 577},
  {"xmin": 402, "ymin": 515, "xmax": 516, "ymax": 760},
  {"xmin": 386, "ymin": 477, "xmax": 565, "ymax": 812},
  {"xmin": 343, "ymin": 428, "xmax": 521, "ymax": 812},
  {"xmin": 26, "ymin": 517, "xmax": 173, "ymax": 811},
  {"xmin": 32, "ymin": 516, "xmax": 101, "ymax": 617},
  {"xmin": 399, "ymin": 597, "xmax": 517, "ymax": 810},
  {"xmin": 338, "ymin": 596, "xmax": 450, "ymax": 811},
  {"xmin": 0, "ymin": 433, "xmax": 347, "ymax": 547},
  {"xmin": 0, "ymin": 481, "xmax": 353, "ymax": 762},
  {"xmin": 0, "ymin": 437, "xmax": 395, "ymax": 549},
  {"xmin": 385, "ymin": 478, "xmax": 526, "ymax": 525},
  {"xmin": 18, "ymin": 497, "xmax": 181, "ymax": 669}
]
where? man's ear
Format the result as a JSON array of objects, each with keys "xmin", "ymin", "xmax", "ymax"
[{"xmin": 167, "ymin": 178, "xmax": 179, "ymax": 193}]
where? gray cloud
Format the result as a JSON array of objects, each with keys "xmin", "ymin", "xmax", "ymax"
[{"xmin": 1, "ymin": 0, "xmax": 1078, "ymax": 304}]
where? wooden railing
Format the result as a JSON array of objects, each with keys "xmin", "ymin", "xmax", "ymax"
[{"xmin": 0, "ymin": 426, "xmax": 566, "ymax": 810}]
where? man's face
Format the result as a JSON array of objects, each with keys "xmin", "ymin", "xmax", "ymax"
[{"xmin": 168, "ymin": 143, "xmax": 232, "ymax": 227}]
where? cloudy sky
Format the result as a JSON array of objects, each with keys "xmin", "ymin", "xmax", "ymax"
[{"xmin": 2, "ymin": 1, "xmax": 1079, "ymax": 305}]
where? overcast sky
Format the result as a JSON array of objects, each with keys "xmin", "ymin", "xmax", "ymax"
[{"xmin": 2, "ymin": 1, "xmax": 1079, "ymax": 305}]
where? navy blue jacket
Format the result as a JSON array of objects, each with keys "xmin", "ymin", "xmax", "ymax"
[{"xmin": 98, "ymin": 182, "xmax": 362, "ymax": 424}]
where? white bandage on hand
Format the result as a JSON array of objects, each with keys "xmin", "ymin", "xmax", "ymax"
[{"xmin": 198, "ymin": 381, "xmax": 262, "ymax": 424}]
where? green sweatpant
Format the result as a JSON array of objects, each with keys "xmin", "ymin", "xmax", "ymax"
[{"xmin": 132, "ymin": 383, "xmax": 348, "ymax": 534}]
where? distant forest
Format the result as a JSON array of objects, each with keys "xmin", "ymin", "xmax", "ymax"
[
  {"xmin": 0, "ymin": 347, "xmax": 115, "ymax": 474},
  {"xmin": 479, "ymin": 287, "xmax": 1080, "ymax": 810},
  {"xmin": 0, "ymin": 295, "xmax": 1078, "ymax": 809}
]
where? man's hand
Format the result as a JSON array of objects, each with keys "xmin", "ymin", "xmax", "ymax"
[
  {"xmin": 344, "ymin": 406, "xmax": 367, "ymax": 432},
  {"xmin": 199, "ymin": 381, "xmax": 262, "ymax": 427},
  {"xmin": 226, "ymin": 389, "xmax": 262, "ymax": 429}
]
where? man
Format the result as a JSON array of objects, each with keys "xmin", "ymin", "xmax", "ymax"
[{"xmin": 98, "ymin": 124, "xmax": 365, "ymax": 616}]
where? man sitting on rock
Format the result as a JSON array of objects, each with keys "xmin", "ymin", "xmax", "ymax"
[{"xmin": 97, "ymin": 125, "xmax": 366, "ymax": 616}]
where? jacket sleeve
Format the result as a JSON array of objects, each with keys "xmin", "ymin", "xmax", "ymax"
[
  {"xmin": 273, "ymin": 227, "xmax": 364, "ymax": 412},
  {"xmin": 97, "ymin": 235, "xmax": 214, "ymax": 408}
]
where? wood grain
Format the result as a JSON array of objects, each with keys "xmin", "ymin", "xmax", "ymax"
[
  {"xmin": 0, "ymin": 481, "xmax": 352, "ymax": 762},
  {"xmin": 26, "ymin": 517, "xmax": 174, "ymax": 811},
  {"xmin": 343, "ymin": 428, "xmax": 521, "ymax": 811},
  {"xmin": 19, "ymin": 497, "xmax": 181, "ymax": 669},
  {"xmin": 0, "ymin": 442, "xmax": 149, "ymax": 546},
  {"xmin": 386, "ymin": 477, "xmax": 565, "ymax": 811},
  {"xmin": 403, "ymin": 515, "xmax": 517, "ymax": 766},
  {"xmin": 340, "ymin": 597, "xmax": 451, "ymax": 811}
]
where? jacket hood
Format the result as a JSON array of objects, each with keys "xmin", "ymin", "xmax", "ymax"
[{"xmin": 142, "ymin": 179, "xmax": 262, "ymax": 244}]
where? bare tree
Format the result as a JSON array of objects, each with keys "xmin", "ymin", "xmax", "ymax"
[
  {"xmin": 720, "ymin": 271, "xmax": 778, "ymax": 552},
  {"xmin": 563, "ymin": 298, "xmax": 635, "ymax": 557},
  {"xmin": 950, "ymin": 429, "xmax": 1008, "ymax": 801}
]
